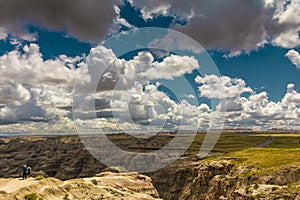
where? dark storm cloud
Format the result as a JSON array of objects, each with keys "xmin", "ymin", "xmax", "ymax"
[
  {"xmin": 174, "ymin": 0, "xmax": 272, "ymax": 52},
  {"xmin": 129, "ymin": 0, "xmax": 300, "ymax": 52},
  {"xmin": 0, "ymin": 0, "xmax": 117, "ymax": 41}
]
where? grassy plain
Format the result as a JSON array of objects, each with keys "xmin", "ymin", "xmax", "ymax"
[{"xmin": 199, "ymin": 133, "xmax": 300, "ymax": 173}]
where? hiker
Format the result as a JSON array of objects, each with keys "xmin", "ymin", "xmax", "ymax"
[
  {"xmin": 27, "ymin": 166, "xmax": 31, "ymax": 177},
  {"xmin": 22, "ymin": 165, "xmax": 27, "ymax": 180}
]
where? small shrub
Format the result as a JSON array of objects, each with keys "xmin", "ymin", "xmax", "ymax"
[
  {"xmin": 24, "ymin": 193, "xmax": 43, "ymax": 200},
  {"xmin": 245, "ymin": 186, "xmax": 251, "ymax": 194},
  {"xmin": 35, "ymin": 175, "xmax": 44, "ymax": 180},
  {"xmin": 253, "ymin": 181, "xmax": 259, "ymax": 189},
  {"xmin": 91, "ymin": 179, "xmax": 98, "ymax": 185},
  {"xmin": 245, "ymin": 172, "xmax": 252, "ymax": 181},
  {"xmin": 272, "ymin": 186, "xmax": 278, "ymax": 191},
  {"xmin": 65, "ymin": 185, "xmax": 71, "ymax": 192},
  {"xmin": 63, "ymin": 194, "xmax": 69, "ymax": 200}
]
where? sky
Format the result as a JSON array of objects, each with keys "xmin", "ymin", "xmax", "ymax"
[{"xmin": 1, "ymin": 0, "xmax": 300, "ymax": 134}]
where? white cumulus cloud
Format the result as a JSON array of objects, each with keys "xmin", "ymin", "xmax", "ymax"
[
  {"xmin": 285, "ymin": 49, "xmax": 300, "ymax": 68},
  {"xmin": 0, "ymin": 43, "xmax": 89, "ymax": 130},
  {"xmin": 195, "ymin": 75, "xmax": 252, "ymax": 99}
]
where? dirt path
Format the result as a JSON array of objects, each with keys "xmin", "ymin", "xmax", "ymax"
[
  {"xmin": 0, "ymin": 178, "xmax": 38, "ymax": 193},
  {"xmin": 253, "ymin": 136, "xmax": 274, "ymax": 148}
]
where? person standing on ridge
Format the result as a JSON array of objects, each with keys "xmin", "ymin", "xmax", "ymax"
[
  {"xmin": 22, "ymin": 165, "xmax": 27, "ymax": 180},
  {"xmin": 27, "ymin": 165, "xmax": 31, "ymax": 177}
]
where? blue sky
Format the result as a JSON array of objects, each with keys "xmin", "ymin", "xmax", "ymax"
[
  {"xmin": 214, "ymin": 45, "xmax": 300, "ymax": 101},
  {"xmin": 1, "ymin": 0, "xmax": 300, "ymax": 133}
]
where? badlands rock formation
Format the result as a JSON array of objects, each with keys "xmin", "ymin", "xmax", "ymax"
[{"xmin": 0, "ymin": 172, "xmax": 161, "ymax": 200}]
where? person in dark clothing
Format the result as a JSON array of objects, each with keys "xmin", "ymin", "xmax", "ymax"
[
  {"xmin": 27, "ymin": 166, "xmax": 31, "ymax": 177},
  {"xmin": 22, "ymin": 165, "xmax": 27, "ymax": 180}
]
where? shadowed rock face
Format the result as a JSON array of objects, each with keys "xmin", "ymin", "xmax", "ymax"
[
  {"xmin": 147, "ymin": 158, "xmax": 300, "ymax": 200},
  {"xmin": 0, "ymin": 136, "xmax": 106, "ymax": 180},
  {"xmin": 0, "ymin": 134, "xmax": 175, "ymax": 179}
]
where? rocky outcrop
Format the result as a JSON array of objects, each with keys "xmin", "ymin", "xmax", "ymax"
[
  {"xmin": 149, "ymin": 158, "xmax": 300, "ymax": 200},
  {"xmin": 0, "ymin": 172, "xmax": 161, "ymax": 200},
  {"xmin": 148, "ymin": 158, "xmax": 235, "ymax": 200}
]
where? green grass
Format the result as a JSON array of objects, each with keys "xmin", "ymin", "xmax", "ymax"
[
  {"xmin": 185, "ymin": 134, "xmax": 269, "ymax": 156},
  {"xmin": 193, "ymin": 133, "xmax": 300, "ymax": 174},
  {"xmin": 220, "ymin": 148, "xmax": 300, "ymax": 172},
  {"xmin": 124, "ymin": 132, "xmax": 300, "ymax": 162},
  {"xmin": 262, "ymin": 135, "xmax": 300, "ymax": 148},
  {"xmin": 186, "ymin": 133, "xmax": 300, "ymax": 156},
  {"xmin": 212, "ymin": 134, "xmax": 268, "ymax": 152}
]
